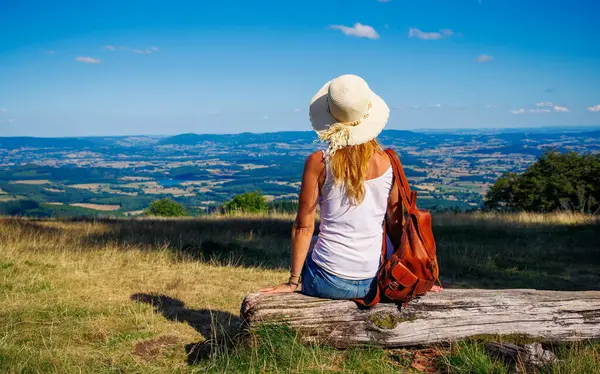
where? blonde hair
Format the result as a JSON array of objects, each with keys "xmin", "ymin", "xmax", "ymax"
[{"xmin": 328, "ymin": 139, "xmax": 381, "ymax": 205}]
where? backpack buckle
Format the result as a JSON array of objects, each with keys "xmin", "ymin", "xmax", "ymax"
[{"xmin": 388, "ymin": 281, "xmax": 398, "ymax": 290}]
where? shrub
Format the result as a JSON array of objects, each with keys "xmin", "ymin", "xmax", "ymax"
[
  {"xmin": 144, "ymin": 198, "xmax": 188, "ymax": 217},
  {"xmin": 222, "ymin": 191, "xmax": 267, "ymax": 213},
  {"xmin": 485, "ymin": 151, "xmax": 600, "ymax": 213}
]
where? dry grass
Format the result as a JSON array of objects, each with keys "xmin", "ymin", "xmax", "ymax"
[
  {"xmin": 70, "ymin": 203, "xmax": 121, "ymax": 211},
  {"xmin": 434, "ymin": 211, "xmax": 600, "ymax": 227},
  {"xmin": 0, "ymin": 212, "xmax": 598, "ymax": 373},
  {"xmin": 44, "ymin": 188, "xmax": 65, "ymax": 193},
  {"xmin": 119, "ymin": 176, "xmax": 153, "ymax": 182},
  {"xmin": 67, "ymin": 183, "xmax": 107, "ymax": 190},
  {"xmin": 8, "ymin": 180, "xmax": 51, "ymax": 185},
  {"xmin": 0, "ymin": 217, "xmax": 287, "ymax": 373},
  {"xmin": 0, "ymin": 196, "xmax": 22, "ymax": 202}
]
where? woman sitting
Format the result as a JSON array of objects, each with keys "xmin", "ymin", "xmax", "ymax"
[{"xmin": 260, "ymin": 74, "xmax": 436, "ymax": 299}]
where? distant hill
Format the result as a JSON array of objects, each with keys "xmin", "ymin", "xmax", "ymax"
[
  {"xmin": 0, "ymin": 137, "xmax": 96, "ymax": 150},
  {"xmin": 4, "ymin": 128, "xmax": 597, "ymax": 150},
  {"xmin": 159, "ymin": 130, "xmax": 425, "ymax": 146},
  {"xmin": 159, "ymin": 131, "xmax": 318, "ymax": 146}
]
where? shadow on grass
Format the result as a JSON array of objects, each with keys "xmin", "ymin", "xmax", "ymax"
[
  {"xmin": 2, "ymin": 216, "xmax": 295, "ymax": 270},
  {"xmin": 435, "ymin": 220, "xmax": 600, "ymax": 291},
  {"xmin": 5, "ymin": 216, "xmax": 600, "ymax": 291},
  {"xmin": 84, "ymin": 217, "xmax": 295, "ymax": 270},
  {"xmin": 130, "ymin": 293, "xmax": 244, "ymax": 364}
]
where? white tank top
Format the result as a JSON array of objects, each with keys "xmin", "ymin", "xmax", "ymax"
[{"xmin": 312, "ymin": 157, "xmax": 393, "ymax": 280}]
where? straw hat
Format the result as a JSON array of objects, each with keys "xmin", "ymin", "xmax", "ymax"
[{"xmin": 310, "ymin": 74, "xmax": 389, "ymax": 155}]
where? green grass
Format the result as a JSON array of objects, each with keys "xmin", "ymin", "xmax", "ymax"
[
  {"xmin": 193, "ymin": 325, "xmax": 406, "ymax": 373},
  {"xmin": 441, "ymin": 340, "xmax": 600, "ymax": 374},
  {"xmin": 0, "ymin": 213, "xmax": 599, "ymax": 373},
  {"xmin": 442, "ymin": 341, "xmax": 510, "ymax": 374}
]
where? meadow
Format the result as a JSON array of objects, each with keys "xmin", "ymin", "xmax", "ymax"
[{"xmin": 0, "ymin": 212, "xmax": 599, "ymax": 373}]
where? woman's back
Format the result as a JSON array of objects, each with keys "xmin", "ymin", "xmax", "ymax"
[
  {"xmin": 312, "ymin": 151, "xmax": 393, "ymax": 280},
  {"xmin": 259, "ymin": 74, "xmax": 404, "ymax": 298}
]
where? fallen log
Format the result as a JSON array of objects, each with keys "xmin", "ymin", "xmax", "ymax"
[
  {"xmin": 241, "ymin": 289, "xmax": 600, "ymax": 348},
  {"xmin": 485, "ymin": 341, "xmax": 558, "ymax": 371}
]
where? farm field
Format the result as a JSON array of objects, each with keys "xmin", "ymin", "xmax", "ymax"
[
  {"xmin": 2, "ymin": 128, "xmax": 599, "ymax": 217},
  {"xmin": 1, "ymin": 212, "xmax": 599, "ymax": 373}
]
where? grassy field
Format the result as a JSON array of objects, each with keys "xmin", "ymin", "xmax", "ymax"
[{"xmin": 0, "ymin": 212, "xmax": 599, "ymax": 373}]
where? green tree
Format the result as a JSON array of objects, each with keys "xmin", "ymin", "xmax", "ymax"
[
  {"xmin": 144, "ymin": 198, "xmax": 188, "ymax": 217},
  {"xmin": 0, "ymin": 199, "xmax": 43, "ymax": 216},
  {"xmin": 222, "ymin": 191, "xmax": 268, "ymax": 213},
  {"xmin": 485, "ymin": 151, "xmax": 600, "ymax": 213}
]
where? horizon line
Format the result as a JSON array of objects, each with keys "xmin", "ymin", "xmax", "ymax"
[{"xmin": 2, "ymin": 124, "xmax": 600, "ymax": 139}]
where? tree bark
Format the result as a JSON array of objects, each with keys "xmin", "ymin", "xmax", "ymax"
[
  {"xmin": 485, "ymin": 342, "xmax": 558, "ymax": 371},
  {"xmin": 241, "ymin": 289, "xmax": 600, "ymax": 348}
]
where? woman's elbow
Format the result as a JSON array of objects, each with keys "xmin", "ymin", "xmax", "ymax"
[{"xmin": 292, "ymin": 222, "xmax": 314, "ymax": 238}]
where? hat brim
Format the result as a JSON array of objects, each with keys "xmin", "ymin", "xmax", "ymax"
[{"xmin": 309, "ymin": 81, "xmax": 390, "ymax": 146}]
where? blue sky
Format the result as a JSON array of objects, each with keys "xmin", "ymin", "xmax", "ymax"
[{"xmin": 1, "ymin": 0, "xmax": 599, "ymax": 137}]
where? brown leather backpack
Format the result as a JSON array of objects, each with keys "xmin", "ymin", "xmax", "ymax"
[{"xmin": 356, "ymin": 148, "xmax": 441, "ymax": 307}]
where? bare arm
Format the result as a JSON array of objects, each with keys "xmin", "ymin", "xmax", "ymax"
[{"xmin": 259, "ymin": 151, "xmax": 323, "ymax": 294}]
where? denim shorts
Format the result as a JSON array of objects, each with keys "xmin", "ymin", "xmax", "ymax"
[{"xmin": 301, "ymin": 252, "xmax": 377, "ymax": 300}]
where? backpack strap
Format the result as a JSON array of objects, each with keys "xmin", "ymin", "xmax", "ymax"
[{"xmin": 384, "ymin": 148, "xmax": 416, "ymax": 213}]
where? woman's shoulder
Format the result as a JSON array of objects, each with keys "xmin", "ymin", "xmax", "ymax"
[
  {"xmin": 304, "ymin": 151, "xmax": 325, "ymax": 174},
  {"xmin": 373, "ymin": 149, "xmax": 392, "ymax": 167},
  {"xmin": 306, "ymin": 150, "xmax": 325, "ymax": 164}
]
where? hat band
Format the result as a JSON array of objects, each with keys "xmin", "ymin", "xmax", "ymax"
[
  {"xmin": 327, "ymin": 97, "xmax": 373, "ymax": 127},
  {"xmin": 318, "ymin": 99, "xmax": 374, "ymax": 156}
]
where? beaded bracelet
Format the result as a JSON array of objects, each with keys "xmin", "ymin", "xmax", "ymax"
[{"xmin": 288, "ymin": 276, "xmax": 300, "ymax": 286}]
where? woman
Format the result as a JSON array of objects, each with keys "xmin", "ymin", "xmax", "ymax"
[{"xmin": 260, "ymin": 74, "xmax": 439, "ymax": 299}]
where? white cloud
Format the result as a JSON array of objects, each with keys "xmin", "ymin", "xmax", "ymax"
[
  {"xmin": 478, "ymin": 54, "xmax": 494, "ymax": 63},
  {"xmin": 0, "ymin": 108, "xmax": 6, "ymax": 113},
  {"xmin": 293, "ymin": 108, "xmax": 301, "ymax": 112},
  {"xmin": 264, "ymin": 116, "xmax": 269, "ymax": 120},
  {"xmin": 377, "ymin": 0, "xmax": 392, "ymax": 2},
  {"xmin": 409, "ymin": 28, "xmax": 444, "ymax": 40},
  {"xmin": 133, "ymin": 47, "xmax": 160, "ymax": 54},
  {"xmin": 587, "ymin": 104, "xmax": 600, "ymax": 112},
  {"xmin": 553, "ymin": 105, "xmax": 569, "ymax": 112},
  {"xmin": 105, "ymin": 45, "xmax": 130, "ymax": 52},
  {"xmin": 330, "ymin": 23, "xmax": 380, "ymax": 39},
  {"xmin": 48, "ymin": 50, "xmax": 55, "ymax": 54},
  {"xmin": 484, "ymin": 104, "xmax": 496, "ymax": 108},
  {"xmin": 7, "ymin": 118, "xmax": 14, "ymax": 123},
  {"xmin": 75, "ymin": 56, "xmax": 102, "ymax": 64},
  {"xmin": 513, "ymin": 104, "xmax": 569, "ymax": 114},
  {"xmin": 106, "ymin": 45, "xmax": 159, "ymax": 54},
  {"xmin": 429, "ymin": 104, "xmax": 442, "ymax": 108},
  {"xmin": 409, "ymin": 28, "xmax": 457, "ymax": 40},
  {"xmin": 133, "ymin": 49, "xmax": 150, "ymax": 54}
]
